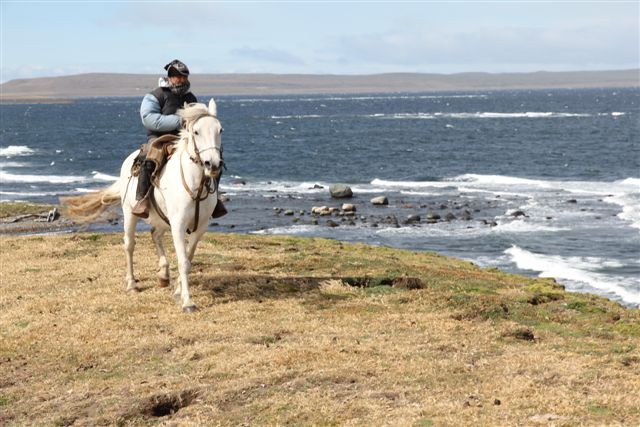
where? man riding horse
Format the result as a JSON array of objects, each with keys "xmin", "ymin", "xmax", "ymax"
[{"xmin": 132, "ymin": 59, "xmax": 227, "ymax": 219}]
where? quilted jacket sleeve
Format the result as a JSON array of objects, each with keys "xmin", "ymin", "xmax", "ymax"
[{"xmin": 140, "ymin": 93, "xmax": 181, "ymax": 132}]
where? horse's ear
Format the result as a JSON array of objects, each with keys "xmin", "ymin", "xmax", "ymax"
[{"xmin": 208, "ymin": 98, "xmax": 217, "ymax": 116}]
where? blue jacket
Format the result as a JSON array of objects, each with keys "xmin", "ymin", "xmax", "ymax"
[{"xmin": 140, "ymin": 77, "xmax": 197, "ymax": 141}]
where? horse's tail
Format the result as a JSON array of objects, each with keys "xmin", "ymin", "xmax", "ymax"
[{"xmin": 59, "ymin": 181, "xmax": 121, "ymax": 224}]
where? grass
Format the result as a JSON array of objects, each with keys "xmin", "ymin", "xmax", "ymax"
[{"xmin": 0, "ymin": 231, "xmax": 638, "ymax": 426}]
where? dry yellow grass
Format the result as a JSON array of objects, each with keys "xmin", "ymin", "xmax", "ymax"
[{"xmin": 1, "ymin": 232, "xmax": 638, "ymax": 426}]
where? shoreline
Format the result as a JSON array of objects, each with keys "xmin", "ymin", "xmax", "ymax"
[{"xmin": 1, "ymin": 201, "xmax": 637, "ymax": 310}]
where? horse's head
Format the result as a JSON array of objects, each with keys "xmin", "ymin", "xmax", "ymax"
[{"xmin": 179, "ymin": 99, "xmax": 224, "ymax": 178}]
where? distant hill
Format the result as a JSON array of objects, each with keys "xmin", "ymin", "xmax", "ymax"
[{"xmin": 1, "ymin": 70, "xmax": 638, "ymax": 102}]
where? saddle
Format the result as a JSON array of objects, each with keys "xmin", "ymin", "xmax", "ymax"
[{"xmin": 131, "ymin": 134, "xmax": 179, "ymax": 183}]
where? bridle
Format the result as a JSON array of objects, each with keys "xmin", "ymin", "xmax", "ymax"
[{"xmin": 153, "ymin": 112, "xmax": 224, "ymax": 233}]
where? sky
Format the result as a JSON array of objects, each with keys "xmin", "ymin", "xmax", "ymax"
[{"xmin": 0, "ymin": 1, "xmax": 638, "ymax": 83}]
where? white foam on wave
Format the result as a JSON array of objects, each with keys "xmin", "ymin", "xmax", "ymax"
[
  {"xmin": 271, "ymin": 114, "xmax": 324, "ymax": 119},
  {"xmin": 605, "ymin": 193, "xmax": 640, "ymax": 229},
  {"xmin": 493, "ymin": 219, "xmax": 569, "ymax": 233},
  {"xmin": 0, "ymin": 161, "xmax": 28, "ymax": 168},
  {"xmin": 0, "ymin": 190, "xmax": 59, "ymax": 197},
  {"xmin": 91, "ymin": 171, "xmax": 118, "ymax": 182},
  {"xmin": 451, "ymin": 174, "xmax": 549, "ymax": 187},
  {"xmin": 220, "ymin": 180, "xmax": 330, "ymax": 195},
  {"xmin": 252, "ymin": 224, "xmax": 321, "ymax": 235},
  {"xmin": 0, "ymin": 145, "xmax": 35, "ymax": 157},
  {"xmin": 234, "ymin": 94, "xmax": 488, "ymax": 104},
  {"xmin": 505, "ymin": 245, "xmax": 640, "ymax": 305},
  {"xmin": 0, "ymin": 170, "xmax": 87, "ymax": 184},
  {"xmin": 371, "ymin": 178, "xmax": 455, "ymax": 189},
  {"xmin": 381, "ymin": 112, "xmax": 591, "ymax": 120}
]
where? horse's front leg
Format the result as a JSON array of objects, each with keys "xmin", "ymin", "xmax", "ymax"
[
  {"xmin": 123, "ymin": 212, "xmax": 139, "ymax": 292},
  {"xmin": 170, "ymin": 224, "xmax": 197, "ymax": 312},
  {"xmin": 187, "ymin": 228, "xmax": 206, "ymax": 263},
  {"xmin": 151, "ymin": 226, "xmax": 170, "ymax": 287}
]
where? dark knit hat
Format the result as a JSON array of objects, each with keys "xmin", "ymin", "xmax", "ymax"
[{"xmin": 164, "ymin": 59, "xmax": 190, "ymax": 77}]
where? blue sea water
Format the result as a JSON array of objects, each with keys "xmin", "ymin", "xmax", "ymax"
[{"xmin": 1, "ymin": 88, "xmax": 639, "ymax": 307}]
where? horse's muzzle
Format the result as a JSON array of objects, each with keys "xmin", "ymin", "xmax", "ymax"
[{"xmin": 203, "ymin": 161, "xmax": 222, "ymax": 179}]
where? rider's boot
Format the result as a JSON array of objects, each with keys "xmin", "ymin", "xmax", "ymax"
[
  {"xmin": 211, "ymin": 198, "xmax": 227, "ymax": 218},
  {"xmin": 211, "ymin": 174, "xmax": 227, "ymax": 218},
  {"xmin": 132, "ymin": 160, "xmax": 155, "ymax": 219}
]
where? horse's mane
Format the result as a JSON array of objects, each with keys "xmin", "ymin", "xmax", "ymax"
[{"xmin": 176, "ymin": 103, "xmax": 213, "ymax": 151}]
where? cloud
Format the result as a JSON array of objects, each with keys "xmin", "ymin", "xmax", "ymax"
[
  {"xmin": 330, "ymin": 20, "xmax": 639, "ymax": 71},
  {"xmin": 229, "ymin": 46, "xmax": 305, "ymax": 66},
  {"xmin": 109, "ymin": 3, "xmax": 242, "ymax": 32}
]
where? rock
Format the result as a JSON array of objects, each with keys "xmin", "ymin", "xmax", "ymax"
[
  {"xmin": 326, "ymin": 220, "xmax": 339, "ymax": 227},
  {"xmin": 459, "ymin": 210, "xmax": 473, "ymax": 220},
  {"xmin": 343, "ymin": 211, "xmax": 355, "ymax": 217},
  {"xmin": 567, "ymin": 199, "xmax": 578, "ymax": 203},
  {"xmin": 439, "ymin": 204, "xmax": 448, "ymax": 210},
  {"xmin": 382, "ymin": 215, "xmax": 399, "ymax": 228},
  {"xmin": 312, "ymin": 206, "xmax": 332, "ymax": 216},
  {"xmin": 283, "ymin": 210, "xmax": 294, "ymax": 216},
  {"xmin": 310, "ymin": 219, "xmax": 319, "ymax": 225},
  {"xmin": 329, "ymin": 184, "xmax": 353, "ymax": 198},
  {"xmin": 233, "ymin": 179, "xmax": 246, "ymax": 185},
  {"xmin": 342, "ymin": 203, "xmax": 356, "ymax": 212},
  {"xmin": 371, "ymin": 196, "xmax": 389, "ymax": 206},
  {"xmin": 511, "ymin": 210, "xmax": 527, "ymax": 217},
  {"xmin": 403, "ymin": 214, "xmax": 421, "ymax": 225},
  {"xmin": 445, "ymin": 213, "xmax": 456, "ymax": 221},
  {"xmin": 311, "ymin": 184, "xmax": 324, "ymax": 189},
  {"xmin": 426, "ymin": 212, "xmax": 441, "ymax": 221}
]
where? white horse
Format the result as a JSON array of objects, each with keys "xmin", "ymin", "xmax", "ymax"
[{"xmin": 62, "ymin": 100, "xmax": 223, "ymax": 312}]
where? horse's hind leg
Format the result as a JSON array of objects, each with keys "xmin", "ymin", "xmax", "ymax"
[
  {"xmin": 151, "ymin": 226, "xmax": 170, "ymax": 287},
  {"xmin": 123, "ymin": 212, "xmax": 139, "ymax": 292}
]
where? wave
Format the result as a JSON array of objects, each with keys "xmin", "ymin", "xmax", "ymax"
[
  {"xmin": 271, "ymin": 114, "xmax": 324, "ymax": 119},
  {"xmin": 492, "ymin": 220, "xmax": 569, "ymax": 233},
  {"xmin": 0, "ymin": 145, "xmax": 35, "ymax": 157},
  {"xmin": 0, "ymin": 161, "xmax": 28, "ymax": 168},
  {"xmin": 505, "ymin": 245, "xmax": 640, "ymax": 306},
  {"xmin": 92, "ymin": 171, "xmax": 119, "ymax": 182},
  {"xmin": 233, "ymin": 94, "xmax": 488, "ymax": 103},
  {"xmin": 377, "ymin": 112, "xmax": 592, "ymax": 120},
  {"xmin": 0, "ymin": 171, "xmax": 88, "ymax": 184},
  {"xmin": 220, "ymin": 180, "xmax": 330, "ymax": 195},
  {"xmin": 370, "ymin": 178, "xmax": 456, "ymax": 189},
  {"xmin": 0, "ymin": 190, "xmax": 60, "ymax": 197}
]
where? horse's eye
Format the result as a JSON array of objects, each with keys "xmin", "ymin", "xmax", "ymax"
[
  {"xmin": 220, "ymin": 128, "xmax": 224, "ymax": 134},
  {"xmin": 194, "ymin": 130, "xmax": 199, "ymax": 136}
]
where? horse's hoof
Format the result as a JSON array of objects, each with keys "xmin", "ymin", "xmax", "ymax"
[
  {"xmin": 158, "ymin": 278, "xmax": 170, "ymax": 287},
  {"xmin": 127, "ymin": 287, "xmax": 141, "ymax": 293},
  {"xmin": 182, "ymin": 305, "xmax": 198, "ymax": 313}
]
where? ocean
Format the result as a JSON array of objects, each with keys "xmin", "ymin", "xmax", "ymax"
[{"xmin": 1, "ymin": 88, "xmax": 639, "ymax": 307}]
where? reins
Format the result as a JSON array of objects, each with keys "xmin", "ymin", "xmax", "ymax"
[{"xmin": 152, "ymin": 112, "xmax": 222, "ymax": 234}]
